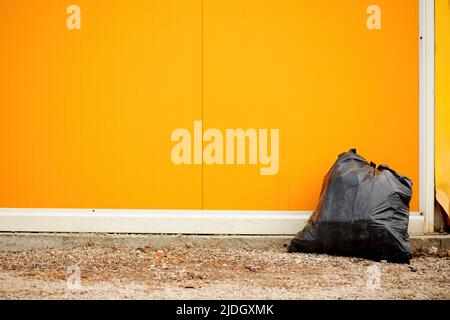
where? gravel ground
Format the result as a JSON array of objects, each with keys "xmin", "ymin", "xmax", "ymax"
[{"xmin": 0, "ymin": 244, "xmax": 448, "ymax": 300}]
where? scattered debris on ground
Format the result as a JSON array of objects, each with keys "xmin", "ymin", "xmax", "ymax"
[{"xmin": 0, "ymin": 245, "xmax": 448, "ymax": 299}]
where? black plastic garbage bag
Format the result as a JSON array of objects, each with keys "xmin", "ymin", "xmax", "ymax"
[{"xmin": 289, "ymin": 149, "xmax": 413, "ymax": 263}]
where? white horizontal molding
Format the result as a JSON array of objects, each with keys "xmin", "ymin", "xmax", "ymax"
[{"xmin": 0, "ymin": 209, "xmax": 424, "ymax": 235}]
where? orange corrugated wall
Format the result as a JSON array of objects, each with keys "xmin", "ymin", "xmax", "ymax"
[
  {"xmin": 0, "ymin": 0, "xmax": 419, "ymax": 211},
  {"xmin": 435, "ymin": 0, "xmax": 450, "ymax": 220}
]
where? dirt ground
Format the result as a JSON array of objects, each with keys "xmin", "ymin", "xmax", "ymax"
[{"xmin": 0, "ymin": 244, "xmax": 448, "ymax": 300}]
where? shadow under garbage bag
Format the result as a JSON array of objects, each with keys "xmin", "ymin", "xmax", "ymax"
[{"xmin": 289, "ymin": 149, "xmax": 413, "ymax": 263}]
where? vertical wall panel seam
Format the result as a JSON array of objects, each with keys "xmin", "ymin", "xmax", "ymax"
[{"xmin": 201, "ymin": 0, "xmax": 204, "ymax": 210}]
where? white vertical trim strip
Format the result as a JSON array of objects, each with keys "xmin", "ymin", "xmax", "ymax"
[{"xmin": 419, "ymin": 0, "xmax": 435, "ymax": 233}]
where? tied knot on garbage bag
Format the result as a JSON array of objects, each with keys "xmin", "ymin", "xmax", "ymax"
[{"xmin": 289, "ymin": 149, "xmax": 413, "ymax": 263}]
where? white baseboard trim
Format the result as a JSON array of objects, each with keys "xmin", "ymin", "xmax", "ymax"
[{"xmin": 0, "ymin": 209, "xmax": 424, "ymax": 235}]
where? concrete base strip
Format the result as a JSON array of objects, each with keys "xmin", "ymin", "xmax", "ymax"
[{"xmin": 0, "ymin": 233, "xmax": 449, "ymax": 256}]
